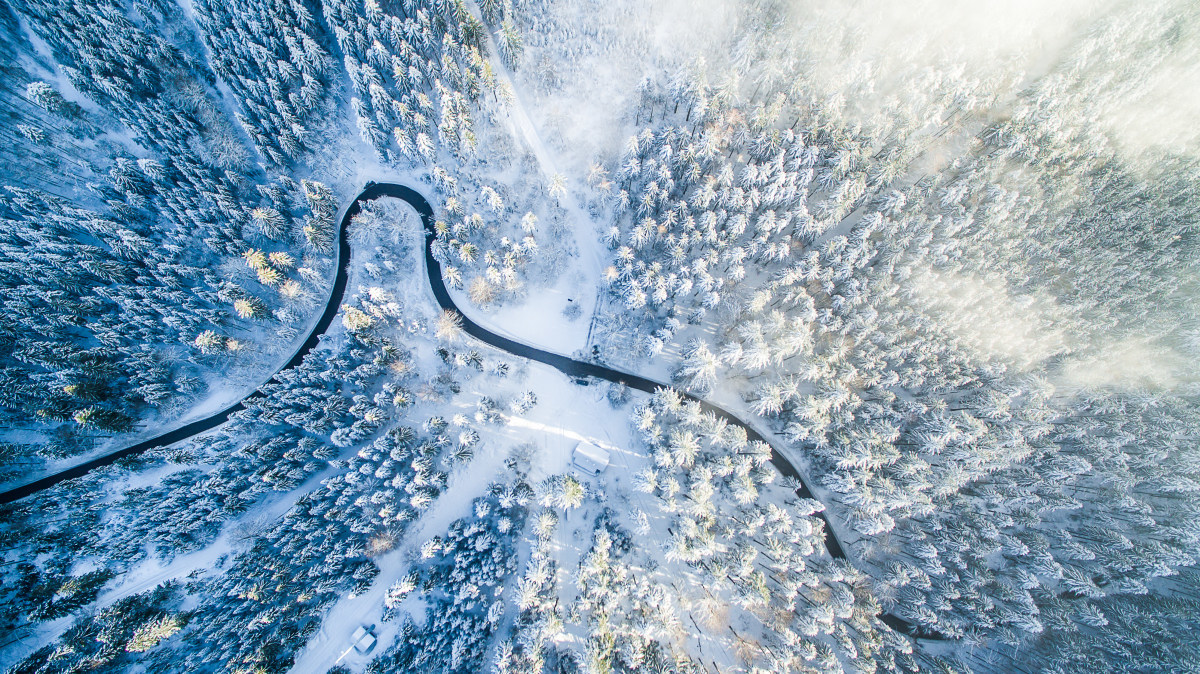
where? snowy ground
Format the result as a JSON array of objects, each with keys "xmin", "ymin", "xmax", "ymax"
[
  {"xmin": 292, "ymin": 435, "xmax": 511, "ymax": 673},
  {"xmin": 289, "ymin": 360, "xmax": 635, "ymax": 673},
  {"xmin": 0, "ymin": 464, "xmax": 334, "ymax": 670},
  {"xmin": 287, "ymin": 171, "xmax": 632, "ymax": 671},
  {"xmin": 0, "ymin": 238, "xmax": 338, "ymax": 494},
  {"xmin": 8, "ymin": 10, "xmax": 808, "ymax": 670},
  {"xmin": 283, "ymin": 22, "xmax": 773, "ymax": 670},
  {"xmin": 439, "ymin": 4, "xmax": 612, "ymax": 358}
]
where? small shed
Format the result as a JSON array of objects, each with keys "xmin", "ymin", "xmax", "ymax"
[
  {"xmin": 572, "ymin": 441, "xmax": 610, "ymax": 475},
  {"xmin": 351, "ymin": 626, "xmax": 377, "ymax": 653}
]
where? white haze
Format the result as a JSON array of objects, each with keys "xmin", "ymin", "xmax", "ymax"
[
  {"xmin": 518, "ymin": 0, "xmax": 1200, "ymax": 390},
  {"xmin": 908, "ymin": 269, "xmax": 1068, "ymax": 372},
  {"xmin": 522, "ymin": 0, "xmax": 1118, "ymax": 160},
  {"xmin": 516, "ymin": 0, "xmax": 741, "ymax": 170},
  {"xmin": 1060, "ymin": 338, "xmax": 1188, "ymax": 392},
  {"xmin": 1100, "ymin": 36, "xmax": 1200, "ymax": 158},
  {"xmin": 520, "ymin": 0, "xmax": 1200, "ymax": 168},
  {"xmin": 776, "ymin": 0, "xmax": 1115, "ymax": 118}
]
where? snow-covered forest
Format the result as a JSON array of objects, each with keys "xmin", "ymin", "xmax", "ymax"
[{"xmin": 1, "ymin": 0, "xmax": 1198, "ymax": 672}]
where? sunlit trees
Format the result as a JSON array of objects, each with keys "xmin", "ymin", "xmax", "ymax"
[
  {"xmin": 436, "ymin": 309, "xmax": 463, "ymax": 342},
  {"xmin": 250, "ymin": 207, "xmax": 288, "ymax": 240},
  {"xmin": 540, "ymin": 474, "xmax": 584, "ymax": 513},
  {"xmin": 498, "ymin": 20, "xmax": 523, "ymax": 69},
  {"xmin": 673, "ymin": 338, "xmax": 719, "ymax": 394},
  {"xmin": 193, "ymin": 330, "xmax": 228, "ymax": 355},
  {"xmin": 12, "ymin": 583, "xmax": 188, "ymax": 670},
  {"xmin": 233, "ymin": 296, "xmax": 271, "ymax": 320}
]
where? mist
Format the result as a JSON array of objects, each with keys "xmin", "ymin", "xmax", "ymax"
[{"xmin": 908, "ymin": 269, "xmax": 1068, "ymax": 372}]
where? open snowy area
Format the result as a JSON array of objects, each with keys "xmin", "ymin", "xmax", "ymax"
[{"xmin": 1, "ymin": 0, "xmax": 1199, "ymax": 672}]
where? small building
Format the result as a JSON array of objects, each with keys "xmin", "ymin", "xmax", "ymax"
[
  {"xmin": 351, "ymin": 626, "xmax": 377, "ymax": 654},
  {"xmin": 572, "ymin": 441, "xmax": 610, "ymax": 475}
]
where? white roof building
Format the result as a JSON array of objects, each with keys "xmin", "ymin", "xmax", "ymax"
[
  {"xmin": 351, "ymin": 626, "xmax": 376, "ymax": 653},
  {"xmin": 572, "ymin": 441, "xmax": 610, "ymax": 475}
]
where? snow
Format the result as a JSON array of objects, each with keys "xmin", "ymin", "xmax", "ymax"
[
  {"xmin": 502, "ymin": 375, "xmax": 752, "ymax": 668},
  {"xmin": 450, "ymin": 271, "xmax": 600, "ymax": 355},
  {"xmin": 0, "ymin": 463, "xmax": 330, "ymax": 671},
  {"xmin": 429, "ymin": 2, "xmax": 612, "ymax": 356},
  {"xmin": 288, "ymin": 353, "xmax": 636, "ymax": 673},
  {"xmin": 5, "ymin": 26, "xmax": 846, "ymax": 669},
  {"xmin": 288, "ymin": 426, "xmax": 510, "ymax": 673},
  {"xmin": 257, "ymin": 27, "xmax": 801, "ymax": 667},
  {"xmin": 0, "ymin": 263, "xmax": 337, "ymax": 493},
  {"xmin": 4, "ymin": 0, "xmax": 1199, "ymax": 669}
]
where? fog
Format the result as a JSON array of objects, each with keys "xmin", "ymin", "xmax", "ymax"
[
  {"xmin": 1060, "ymin": 338, "xmax": 1188, "ymax": 392},
  {"xmin": 909, "ymin": 269, "xmax": 1068, "ymax": 371},
  {"xmin": 522, "ymin": 0, "xmax": 1126, "ymax": 158},
  {"xmin": 1100, "ymin": 37, "xmax": 1200, "ymax": 159},
  {"xmin": 518, "ymin": 0, "xmax": 1200, "ymax": 392},
  {"xmin": 775, "ymin": 0, "xmax": 1115, "ymax": 120}
]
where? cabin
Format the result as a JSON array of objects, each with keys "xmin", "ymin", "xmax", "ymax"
[
  {"xmin": 351, "ymin": 625, "xmax": 377, "ymax": 653},
  {"xmin": 572, "ymin": 441, "xmax": 610, "ymax": 475}
]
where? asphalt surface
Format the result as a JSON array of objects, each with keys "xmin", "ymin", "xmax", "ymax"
[{"xmin": 0, "ymin": 181, "xmax": 945, "ymax": 640}]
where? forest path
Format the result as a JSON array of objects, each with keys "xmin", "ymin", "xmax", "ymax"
[
  {"xmin": 466, "ymin": 3, "xmax": 610, "ymax": 342},
  {"xmin": 0, "ymin": 182, "xmax": 944, "ymax": 641}
]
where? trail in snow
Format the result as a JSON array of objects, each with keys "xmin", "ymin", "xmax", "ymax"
[{"xmin": 288, "ymin": 437, "xmax": 512, "ymax": 673}]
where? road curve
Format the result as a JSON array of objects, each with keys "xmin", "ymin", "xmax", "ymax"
[
  {"xmin": 0, "ymin": 181, "xmax": 944, "ymax": 640},
  {"xmin": 0, "ymin": 180, "xmax": 376, "ymax": 505},
  {"xmin": 384, "ymin": 182, "xmax": 945, "ymax": 640}
]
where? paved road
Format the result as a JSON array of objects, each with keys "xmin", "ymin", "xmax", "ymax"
[
  {"xmin": 0, "ymin": 185, "xmax": 367, "ymax": 505},
  {"xmin": 0, "ymin": 181, "xmax": 944, "ymax": 639},
  {"xmin": 383, "ymin": 182, "xmax": 944, "ymax": 640}
]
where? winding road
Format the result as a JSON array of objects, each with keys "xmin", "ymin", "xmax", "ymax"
[{"xmin": 0, "ymin": 181, "xmax": 943, "ymax": 639}]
